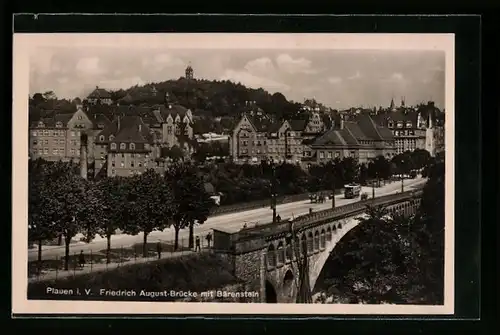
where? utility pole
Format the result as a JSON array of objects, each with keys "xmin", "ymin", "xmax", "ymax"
[
  {"xmin": 400, "ymin": 159, "xmax": 405, "ymax": 193},
  {"xmin": 271, "ymin": 163, "xmax": 277, "ymax": 223},
  {"xmin": 372, "ymin": 173, "xmax": 376, "ymax": 199},
  {"xmin": 331, "ymin": 175, "xmax": 336, "ymax": 209}
]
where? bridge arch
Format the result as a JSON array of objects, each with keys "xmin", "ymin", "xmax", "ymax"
[
  {"xmin": 326, "ymin": 226, "xmax": 332, "ymax": 242},
  {"xmin": 307, "ymin": 232, "xmax": 313, "ymax": 254},
  {"xmin": 308, "ymin": 199, "xmax": 421, "ymax": 292},
  {"xmin": 320, "ymin": 229, "xmax": 326, "ymax": 249},
  {"xmin": 277, "ymin": 241, "xmax": 285, "ymax": 265},
  {"xmin": 314, "ymin": 231, "xmax": 320, "ymax": 251},
  {"xmin": 265, "ymin": 280, "xmax": 277, "ymax": 303},
  {"xmin": 267, "ymin": 243, "xmax": 276, "ymax": 268},
  {"xmin": 282, "ymin": 270, "xmax": 294, "ymax": 298},
  {"xmin": 285, "ymin": 238, "xmax": 293, "ymax": 261}
]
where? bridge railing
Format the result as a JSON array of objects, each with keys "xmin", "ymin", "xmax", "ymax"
[{"xmin": 232, "ymin": 189, "xmax": 423, "ymax": 243}]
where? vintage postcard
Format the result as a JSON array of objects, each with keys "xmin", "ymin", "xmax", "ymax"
[{"xmin": 12, "ymin": 33, "xmax": 455, "ymax": 315}]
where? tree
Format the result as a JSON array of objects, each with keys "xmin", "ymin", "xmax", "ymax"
[
  {"xmin": 96, "ymin": 176, "xmax": 129, "ymax": 263},
  {"xmin": 165, "ymin": 163, "xmax": 214, "ymax": 250},
  {"xmin": 47, "ymin": 161, "xmax": 89, "ymax": 271},
  {"xmin": 122, "ymin": 170, "xmax": 173, "ymax": 257},
  {"xmin": 368, "ymin": 155, "xmax": 392, "ymax": 181},
  {"xmin": 338, "ymin": 157, "xmax": 360, "ymax": 184},
  {"xmin": 28, "ymin": 159, "xmax": 59, "ymax": 267},
  {"xmin": 410, "ymin": 149, "xmax": 431, "ymax": 170}
]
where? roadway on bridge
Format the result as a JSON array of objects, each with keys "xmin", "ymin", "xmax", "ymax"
[{"xmin": 27, "ymin": 177, "xmax": 426, "ymax": 261}]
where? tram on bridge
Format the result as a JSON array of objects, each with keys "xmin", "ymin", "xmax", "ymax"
[{"xmin": 344, "ymin": 183, "xmax": 361, "ymax": 199}]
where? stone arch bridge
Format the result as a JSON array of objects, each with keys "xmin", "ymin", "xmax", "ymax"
[{"xmin": 213, "ymin": 189, "xmax": 423, "ymax": 303}]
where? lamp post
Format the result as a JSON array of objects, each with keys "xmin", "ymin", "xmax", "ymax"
[
  {"xmin": 271, "ymin": 163, "xmax": 277, "ymax": 224},
  {"xmin": 372, "ymin": 171, "xmax": 376, "ymax": 199},
  {"xmin": 400, "ymin": 159, "xmax": 405, "ymax": 193},
  {"xmin": 331, "ymin": 175, "xmax": 336, "ymax": 209}
]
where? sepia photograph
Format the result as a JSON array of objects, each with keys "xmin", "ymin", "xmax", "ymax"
[{"xmin": 12, "ymin": 33, "xmax": 454, "ymax": 315}]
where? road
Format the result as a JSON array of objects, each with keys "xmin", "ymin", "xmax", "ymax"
[{"xmin": 27, "ymin": 177, "xmax": 426, "ymax": 261}]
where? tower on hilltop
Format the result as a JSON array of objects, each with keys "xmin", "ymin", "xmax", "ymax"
[{"xmin": 185, "ymin": 63, "xmax": 194, "ymax": 80}]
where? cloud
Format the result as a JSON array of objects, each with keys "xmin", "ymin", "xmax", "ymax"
[
  {"xmin": 99, "ymin": 76, "xmax": 145, "ymax": 91},
  {"xmin": 143, "ymin": 53, "xmax": 184, "ymax": 68},
  {"xmin": 244, "ymin": 57, "xmax": 276, "ymax": 77},
  {"xmin": 30, "ymin": 48, "xmax": 56, "ymax": 75},
  {"xmin": 390, "ymin": 72, "xmax": 404, "ymax": 81},
  {"xmin": 276, "ymin": 53, "xmax": 316, "ymax": 74},
  {"xmin": 348, "ymin": 71, "xmax": 362, "ymax": 80},
  {"xmin": 220, "ymin": 69, "xmax": 290, "ymax": 92},
  {"xmin": 75, "ymin": 57, "xmax": 105, "ymax": 75},
  {"xmin": 327, "ymin": 76, "xmax": 342, "ymax": 84}
]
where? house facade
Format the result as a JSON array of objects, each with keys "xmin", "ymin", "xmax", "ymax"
[{"xmin": 87, "ymin": 86, "xmax": 112, "ymax": 105}]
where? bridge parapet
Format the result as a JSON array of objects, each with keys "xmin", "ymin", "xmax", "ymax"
[{"xmin": 214, "ymin": 189, "xmax": 422, "ymax": 256}]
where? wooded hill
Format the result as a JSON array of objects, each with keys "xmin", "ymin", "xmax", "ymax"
[{"xmin": 29, "ymin": 78, "xmax": 310, "ymax": 122}]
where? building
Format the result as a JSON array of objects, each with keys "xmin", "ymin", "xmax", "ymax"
[
  {"xmin": 94, "ymin": 115, "xmax": 155, "ymax": 177},
  {"xmin": 306, "ymin": 113, "xmax": 395, "ymax": 165},
  {"xmin": 373, "ymin": 100, "xmax": 442, "ymax": 157},
  {"xmin": 229, "ymin": 109, "xmax": 327, "ymax": 165},
  {"xmin": 29, "ymin": 106, "xmax": 96, "ymax": 162},
  {"xmin": 86, "ymin": 86, "xmax": 112, "ymax": 105}
]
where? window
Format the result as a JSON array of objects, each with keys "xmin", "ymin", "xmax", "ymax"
[
  {"xmin": 388, "ymin": 121, "xmax": 394, "ymax": 128},
  {"xmin": 56, "ymin": 122, "xmax": 62, "ymax": 128},
  {"xmin": 33, "ymin": 140, "xmax": 38, "ymax": 145},
  {"xmin": 99, "ymin": 135, "xmax": 105, "ymax": 141},
  {"xmin": 43, "ymin": 130, "xmax": 49, "ymax": 136},
  {"xmin": 38, "ymin": 148, "xmax": 43, "ymax": 155},
  {"xmin": 78, "ymin": 115, "xmax": 82, "ymax": 120},
  {"xmin": 111, "ymin": 161, "xmax": 115, "ymax": 167},
  {"xmin": 31, "ymin": 131, "xmax": 37, "ymax": 137},
  {"xmin": 109, "ymin": 135, "xmax": 115, "ymax": 141},
  {"xmin": 111, "ymin": 169, "xmax": 116, "ymax": 176},
  {"xmin": 71, "ymin": 131, "xmax": 75, "ymax": 137},
  {"xmin": 120, "ymin": 162, "xmax": 125, "ymax": 167},
  {"xmin": 319, "ymin": 151, "xmax": 325, "ymax": 159},
  {"xmin": 53, "ymin": 149, "xmax": 58, "ymax": 155},
  {"xmin": 120, "ymin": 143, "xmax": 126, "ymax": 150},
  {"xmin": 98, "ymin": 123, "xmax": 104, "ymax": 129},
  {"xmin": 350, "ymin": 151, "xmax": 356, "ymax": 157},
  {"xmin": 76, "ymin": 149, "xmax": 80, "ymax": 156},
  {"xmin": 138, "ymin": 162, "xmax": 142, "ymax": 167},
  {"xmin": 60, "ymin": 149, "xmax": 64, "ymax": 155},
  {"xmin": 110, "ymin": 143, "xmax": 117, "ymax": 150},
  {"xmin": 327, "ymin": 152, "xmax": 332, "ymax": 159},
  {"xmin": 38, "ymin": 121, "xmax": 45, "ymax": 128},
  {"xmin": 44, "ymin": 140, "xmax": 48, "ymax": 145},
  {"xmin": 44, "ymin": 148, "xmax": 48, "ymax": 154},
  {"xmin": 406, "ymin": 122, "xmax": 412, "ymax": 128},
  {"xmin": 131, "ymin": 161, "xmax": 135, "ymax": 167},
  {"xmin": 77, "ymin": 131, "xmax": 81, "ymax": 137},
  {"xmin": 397, "ymin": 122, "xmax": 403, "ymax": 128},
  {"xmin": 130, "ymin": 143, "xmax": 135, "ymax": 150}
]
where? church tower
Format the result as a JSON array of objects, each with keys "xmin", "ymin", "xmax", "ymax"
[
  {"xmin": 185, "ymin": 63, "xmax": 194, "ymax": 80},
  {"xmin": 390, "ymin": 97, "xmax": 396, "ymax": 111},
  {"xmin": 425, "ymin": 112, "xmax": 436, "ymax": 157}
]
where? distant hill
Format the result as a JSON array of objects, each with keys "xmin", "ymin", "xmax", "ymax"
[{"xmin": 105, "ymin": 78, "xmax": 304, "ymax": 120}]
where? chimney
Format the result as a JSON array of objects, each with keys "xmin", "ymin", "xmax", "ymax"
[
  {"xmin": 117, "ymin": 116, "xmax": 121, "ymax": 132},
  {"xmin": 340, "ymin": 114, "xmax": 344, "ymax": 130},
  {"xmin": 139, "ymin": 124, "xmax": 142, "ymax": 132},
  {"xmin": 80, "ymin": 133, "xmax": 88, "ymax": 180}
]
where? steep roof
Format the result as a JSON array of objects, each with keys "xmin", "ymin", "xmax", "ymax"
[
  {"xmin": 289, "ymin": 119, "xmax": 307, "ymax": 131},
  {"xmin": 113, "ymin": 116, "xmax": 153, "ymax": 143},
  {"xmin": 87, "ymin": 87, "xmax": 111, "ymax": 99},
  {"xmin": 30, "ymin": 112, "xmax": 73, "ymax": 128},
  {"xmin": 88, "ymin": 113, "xmax": 112, "ymax": 130}
]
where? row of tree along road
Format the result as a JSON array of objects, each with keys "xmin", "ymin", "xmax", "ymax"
[
  {"xmin": 29, "ymin": 160, "xmax": 214, "ymax": 271},
  {"xmin": 28, "ymin": 149, "xmax": 436, "ymax": 272}
]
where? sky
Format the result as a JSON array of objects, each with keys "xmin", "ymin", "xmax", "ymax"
[{"xmin": 29, "ymin": 47, "xmax": 445, "ymax": 110}]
